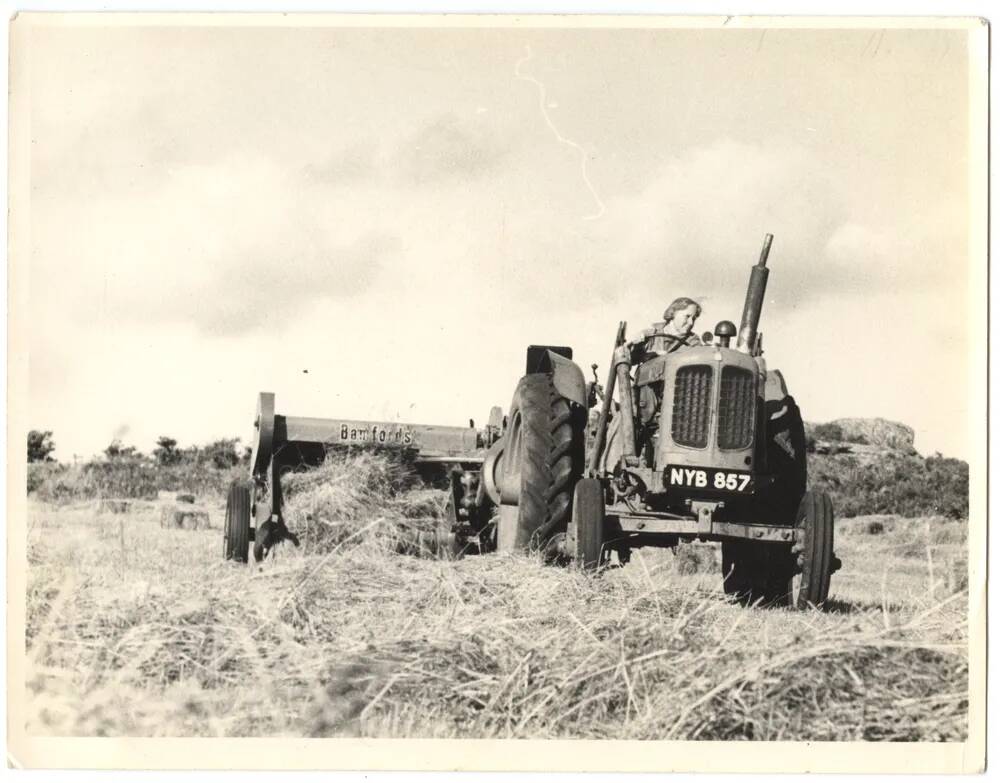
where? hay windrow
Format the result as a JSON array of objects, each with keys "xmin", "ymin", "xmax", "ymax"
[{"xmin": 279, "ymin": 451, "xmax": 449, "ymax": 554}]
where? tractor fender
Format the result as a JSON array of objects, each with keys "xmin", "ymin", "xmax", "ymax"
[
  {"xmin": 536, "ymin": 349, "xmax": 588, "ymax": 408},
  {"xmin": 765, "ymin": 370, "xmax": 792, "ymax": 421},
  {"xmin": 765, "ymin": 369, "xmax": 789, "ymax": 402}
]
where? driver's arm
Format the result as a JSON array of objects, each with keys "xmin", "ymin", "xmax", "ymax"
[
  {"xmin": 626, "ymin": 327, "xmax": 655, "ymax": 347},
  {"xmin": 625, "ymin": 327, "xmax": 655, "ymax": 363}
]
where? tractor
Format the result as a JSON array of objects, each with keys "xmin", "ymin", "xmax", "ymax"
[
  {"xmin": 224, "ymin": 233, "xmax": 839, "ymax": 609},
  {"xmin": 478, "ymin": 233, "xmax": 840, "ymax": 608}
]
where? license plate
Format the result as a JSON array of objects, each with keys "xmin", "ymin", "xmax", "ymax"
[{"xmin": 666, "ymin": 466, "xmax": 753, "ymax": 493}]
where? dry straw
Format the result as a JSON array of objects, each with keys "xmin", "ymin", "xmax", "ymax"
[{"xmin": 25, "ymin": 452, "xmax": 968, "ymax": 740}]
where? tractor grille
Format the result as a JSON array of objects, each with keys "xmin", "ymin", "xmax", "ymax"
[
  {"xmin": 718, "ymin": 366, "xmax": 756, "ymax": 448},
  {"xmin": 671, "ymin": 365, "xmax": 713, "ymax": 448}
]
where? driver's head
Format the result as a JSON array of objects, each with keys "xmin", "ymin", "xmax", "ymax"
[{"xmin": 663, "ymin": 297, "xmax": 702, "ymax": 338}]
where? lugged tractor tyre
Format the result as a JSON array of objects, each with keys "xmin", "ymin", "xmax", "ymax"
[
  {"xmin": 789, "ymin": 490, "xmax": 835, "ymax": 609},
  {"xmin": 499, "ymin": 373, "xmax": 585, "ymax": 552},
  {"xmin": 570, "ymin": 477, "xmax": 605, "ymax": 570},
  {"xmin": 224, "ymin": 479, "xmax": 252, "ymax": 563}
]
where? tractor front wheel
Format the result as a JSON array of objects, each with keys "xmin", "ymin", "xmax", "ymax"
[
  {"xmin": 787, "ymin": 490, "xmax": 836, "ymax": 609},
  {"xmin": 224, "ymin": 480, "xmax": 252, "ymax": 563},
  {"xmin": 722, "ymin": 492, "xmax": 837, "ymax": 609},
  {"xmin": 568, "ymin": 477, "xmax": 605, "ymax": 569}
]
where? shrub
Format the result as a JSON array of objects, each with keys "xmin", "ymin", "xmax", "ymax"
[
  {"xmin": 104, "ymin": 439, "xmax": 143, "ymax": 461},
  {"xmin": 153, "ymin": 436, "xmax": 183, "ymax": 467},
  {"xmin": 156, "ymin": 462, "xmax": 245, "ymax": 499},
  {"xmin": 27, "ymin": 464, "xmax": 48, "ymax": 494},
  {"xmin": 202, "ymin": 439, "xmax": 241, "ymax": 470},
  {"xmin": 808, "ymin": 452, "xmax": 968, "ymax": 519},
  {"xmin": 29, "ymin": 459, "xmax": 248, "ymax": 505},
  {"xmin": 83, "ymin": 458, "xmax": 159, "ymax": 500},
  {"xmin": 27, "ymin": 430, "xmax": 56, "ymax": 463},
  {"xmin": 28, "ymin": 464, "xmax": 84, "ymax": 502}
]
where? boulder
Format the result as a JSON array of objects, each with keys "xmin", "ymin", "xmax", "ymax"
[
  {"xmin": 830, "ymin": 418, "xmax": 915, "ymax": 450},
  {"xmin": 806, "ymin": 418, "xmax": 916, "ymax": 452}
]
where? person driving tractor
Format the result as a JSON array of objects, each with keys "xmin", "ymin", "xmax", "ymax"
[{"xmin": 626, "ymin": 296, "xmax": 703, "ymax": 363}]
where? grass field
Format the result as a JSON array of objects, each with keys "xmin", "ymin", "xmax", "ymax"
[{"xmin": 24, "ymin": 457, "xmax": 969, "ymax": 741}]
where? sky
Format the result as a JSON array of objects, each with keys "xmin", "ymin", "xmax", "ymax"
[{"xmin": 16, "ymin": 18, "xmax": 981, "ymax": 461}]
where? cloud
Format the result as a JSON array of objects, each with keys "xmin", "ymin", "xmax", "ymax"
[
  {"xmin": 196, "ymin": 231, "xmax": 398, "ymax": 336},
  {"xmin": 821, "ymin": 216, "xmax": 964, "ymax": 297},
  {"xmin": 34, "ymin": 133, "xmax": 965, "ymax": 352},
  {"xmin": 431, "ymin": 139, "xmax": 846, "ymax": 316},
  {"xmin": 393, "ymin": 113, "xmax": 508, "ymax": 184},
  {"xmin": 301, "ymin": 141, "xmax": 379, "ymax": 186},
  {"xmin": 454, "ymin": 138, "xmax": 965, "ymax": 319},
  {"xmin": 32, "ymin": 151, "xmax": 402, "ymax": 337}
]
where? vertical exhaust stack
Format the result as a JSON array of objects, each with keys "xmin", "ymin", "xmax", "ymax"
[{"xmin": 737, "ymin": 233, "xmax": 773, "ymax": 353}]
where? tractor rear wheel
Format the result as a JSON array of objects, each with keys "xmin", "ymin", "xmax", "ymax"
[
  {"xmin": 568, "ymin": 477, "xmax": 604, "ymax": 569},
  {"xmin": 224, "ymin": 480, "xmax": 252, "ymax": 563},
  {"xmin": 787, "ymin": 490, "xmax": 836, "ymax": 609},
  {"xmin": 497, "ymin": 373, "xmax": 585, "ymax": 552}
]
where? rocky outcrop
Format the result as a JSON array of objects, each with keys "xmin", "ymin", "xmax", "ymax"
[
  {"xmin": 830, "ymin": 418, "xmax": 915, "ymax": 450},
  {"xmin": 804, "ymin": 416, "xmax": 967, "ymax": 519},
  {"xmin": 805, "ymin": 418, "xmax": 917, "ymax": 456}
]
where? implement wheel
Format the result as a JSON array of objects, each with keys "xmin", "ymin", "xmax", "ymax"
[
  {"xmin": 497, "ymin": 373, "xmax": 585, "ymax": 552},
  {"xmin": 788, "ymin": 490, "xmax": 836, "ymax": 609},
  {"xmin": 224, "ymin": 480, "xmax": 252, "ymax": 563}
]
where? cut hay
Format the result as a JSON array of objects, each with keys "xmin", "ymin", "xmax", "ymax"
[
  {"xmin": 280, "ymin": 452, "xmax": 450, "ymax": 555},
  {"xmin": 25, "ymin": 496, "xmax": 969, "ymax": 740}
]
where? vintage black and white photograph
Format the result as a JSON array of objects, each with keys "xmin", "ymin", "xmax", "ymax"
[{"xmin": 8, "ymin": 13, "xmax": 987, "ymax": 772}]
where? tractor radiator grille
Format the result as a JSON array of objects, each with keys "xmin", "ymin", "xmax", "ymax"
[
  {"xmin": 671, "ymin": 365, "xmax": 713, "ymax": 448},
  {"xmin": 718, "ymin": 366, "xmax": 756, "ymax": 448}
]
